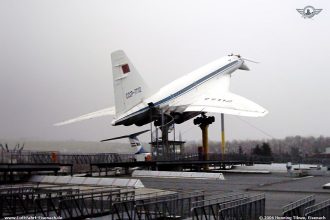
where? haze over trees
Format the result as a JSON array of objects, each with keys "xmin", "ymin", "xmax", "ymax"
[
  {"xmin": 1, "ymin": 135, "xmax": 329, "ymax": 157},
  {"xmin": 252, "ymin": 143, "xmax": 272, "ymax": 157},
  {"xmin": 185, "ymin": 135, "xmax": 330, "ymax": 156}
]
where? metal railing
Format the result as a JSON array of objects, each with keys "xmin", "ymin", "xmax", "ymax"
[
  {"xmin": 282, "ymin": 195, "xmax": 315, "ymax": 217},
  {"xmin": 134, "ymin": 191, "xmax": 204, "ymax": 220},
  {"xmin": 192, "ymin": 193, "xmax": 248, "ymax": 208},
  {"xmin": 0, "ymin": 184, "xmax": 136, "ymax": 219},
  {"xmin": 191, "ymin": 193, "xmax": 265, "ymax": 220},
  {"xmin": 0, "ymin": 151, "xmax": 126, "ymax": 164},
  {"xmin": 191, "ymin": 193, "xmax": 249, "ymax": 220},
  {"xmin": 0, "ymin": 185, "xmax": 81, "ymax": 217},
  {"xmin": 58, "ymin": 189, "xmax": 135, "ymax": 219},
  {"xmin": 218, "ymin": 194, "xmax": 266, "ymax": 220},
  {"xmin": 110, "ymin": 190, "xmax": 180, "ymax": 220},
  {"xmin": 304, "ymin": 199, "xmax": 330, "ymax": 218},
  {"xmin": 2, "ymin": 150, "xmax": 330, "ymax": 165},
  {"xmin": 109, "ymin": 191, "xmax": 203, "ymax": 220}
]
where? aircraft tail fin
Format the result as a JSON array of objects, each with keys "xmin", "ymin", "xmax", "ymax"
[
  {"xmin": 128, "ymin": 136, "xmax": 148, "ymax": 154},
  {"xmin": 111, "ymin": 50, "xmax": 150, "ymax": 117}
]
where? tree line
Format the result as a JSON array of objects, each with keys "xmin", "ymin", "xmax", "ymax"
[{"xmin": 184, "ymin": 135, "xmax": 330, "ymax": 157}]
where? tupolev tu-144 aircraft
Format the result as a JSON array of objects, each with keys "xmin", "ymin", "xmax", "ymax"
[{"xmin": 55, "ymin": 50, "xmax": 268, "ymax": 127}]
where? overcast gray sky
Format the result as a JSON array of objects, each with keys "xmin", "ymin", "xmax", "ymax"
[{"xmin": 1, "ymin": 0, "xmax": 329, "ymax": 143}]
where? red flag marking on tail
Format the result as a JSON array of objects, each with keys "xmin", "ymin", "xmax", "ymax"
[{"xmin": 122, "ymin": 64, "xmax": 130, "ymax": 74}]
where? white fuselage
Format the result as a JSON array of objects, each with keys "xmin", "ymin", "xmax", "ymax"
[{"xmin": 112, "ymin": 55, "xmax": 243, "ymax": 126}]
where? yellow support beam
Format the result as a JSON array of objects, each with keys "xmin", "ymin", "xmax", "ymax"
[
  {"xmin": 201, "ymin": 124, "xmax": 209, "ymax": 161},
  {"xmin": 221, "ymin": 113, "xmax": 226, "ymax": 160},
  {"xmin": 194, "ymin": 113, "xmax": 214, "ymax": 171}
]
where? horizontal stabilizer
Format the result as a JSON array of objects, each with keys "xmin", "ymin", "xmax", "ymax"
[
  {"xmin": 54, "ymin": 106, "xmax": 115, "ymax": 126},
  {"xmin": 101, "ymin": 130, "xmax": 150, "ymax": 154},
  {"xmin": 100, "ymin": 130, "xmax": 149, "ymax": 142}
]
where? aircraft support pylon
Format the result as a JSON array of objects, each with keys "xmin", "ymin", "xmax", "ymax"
[
  {"xmin": 221, "ymin": 113, "xmax": 226, "ymax": 160},
  {"xmin": 194, "ymin": 113, "xmax": 215, "ymax": 170}
]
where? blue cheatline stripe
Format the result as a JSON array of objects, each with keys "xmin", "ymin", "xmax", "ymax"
[{"xmin": 116, "ymin": 60, "xmax": 239, "ymax": 123}]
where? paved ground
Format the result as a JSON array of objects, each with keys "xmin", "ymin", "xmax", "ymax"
[{"xmin": 140, "ymin": 173, "xmax": 330, "ymax": 216}]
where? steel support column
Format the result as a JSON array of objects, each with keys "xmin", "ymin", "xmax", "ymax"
[{"xmin": 221, "ymin": 113, "xmax": 226, "ymax": 160}]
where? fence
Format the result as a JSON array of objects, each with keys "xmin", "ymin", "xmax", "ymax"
[
  {"xmin": 282, "ymin": 195, "xmax": 315, "ymax": 217},
  {"xmin": 304, "ymin": 199, "xmax": 330, "ymax": 219},
  {"xmin": 191, "ymin": 193, "xmax": 265, "ymax": 220}
]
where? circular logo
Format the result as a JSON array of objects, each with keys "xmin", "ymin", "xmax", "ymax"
[
  {"xmin": 303, "ymin": 5, "xmax": 316, "ymax": 18},
  {"xmin": 297, "ymin": 5, "xmax": 322, "ymax": 19}
]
